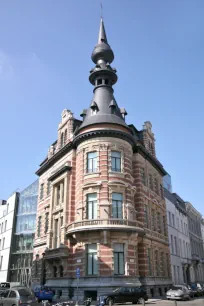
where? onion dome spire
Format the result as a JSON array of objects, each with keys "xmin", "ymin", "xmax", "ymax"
[
  {"xmin": 77, "ymin": 18, "xmax": 128, "ymax": 133},
  {"xmin": 91, "ymin": 18, "xmax": 114, "ymax": 64}
]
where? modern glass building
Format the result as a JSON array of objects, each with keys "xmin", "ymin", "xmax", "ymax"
[
  {"xmin": 9, "ymin": 180, "xmax": 38, "ymax": 286},
  {"xmin": 163, "ymin": 173, "xmax": 172, "ymax": 193}
]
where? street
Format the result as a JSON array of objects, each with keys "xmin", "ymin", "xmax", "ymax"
[{"xmin": 133, "ymin": 298, "xmax": 204, "ymax": 305}]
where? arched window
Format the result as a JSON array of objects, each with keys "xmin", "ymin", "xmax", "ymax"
[
  {"xmin": 61, "ymin": 133, "xmax": 64, "ymax": 148},
  {"xmin": 64, "ymin": 129, "xmax": 67, "ymax": 144}
]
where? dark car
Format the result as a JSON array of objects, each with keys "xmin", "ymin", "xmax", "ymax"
[
  {"xmin": 34, "ymin": 286, "xmax": 54, "ymax": 302},
  {"xmin": 97, "ymin": 287, "xmax": 148, "ymax": 306}
]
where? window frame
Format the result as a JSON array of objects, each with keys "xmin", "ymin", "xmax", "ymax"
[
  {"xmin": 87, "ymin": 244, "xmax": 98, "ymax": 275},
  {"xmin": 86, "ymin": 193, "xmax": 97, "ymax": 220},
  {"xmin": 113, "ymin": 244, "xmax": 125, "ymax": 275},
  {"xmin": 111, "ymin": 151, "xmax": 122, "ymax": 172},
  {"xmin": 87, "ymin": 151, "xmax": 98, "ymax": 173},
  {"xmin": 112, "ymin": 193, "xmax": 123, "ymax": 219}
]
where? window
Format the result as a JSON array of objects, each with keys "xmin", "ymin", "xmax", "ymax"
[
  {"xmin": 9, "ymin": 291, "xmax": 16, "ymax": 298},
  {"xmin": 161, "ymin": 252, "xmax": 164, "ymax": 276},
  {"xmin": 61, "ymin": 216, "xmax": 63, "ymax": 226},
  {"xmin": 105, "ymin": 79, "xmax": 109, "ymax": 85},
  {"xmin": 45, "ymin": 213, "xmax": 49, "ymax": 233},
  {"xmin": 87, "ymin": 152, "xmax": 97, "ymax": 173},
  {"xmin": 2, "ymin": 238, "xmax": 5, "ymax": 250},
  {"xmin": 144, "ymin": 205, "xmax": 149, "ymax": 228},
  {"xmin": 181, "ymin": 220, "xmax": 183, "ymax": 233},
  {"xmin": 147, "ymin": 248, "xmax": 152, "ymax": 275},
  {"xmin": 47, "ymin": 181, "xmax": 51, "ymax": 196},
  {"xmin": 0, "ymin": 240, "xmax": 1, "ymax": 250},
  {"xmin": 0, "ymin": 256, "xmax": 3, "ymax": 270},
  {"xmin": 54, "ymin": 219, "xmax": 58, "ymax": 248},
  {"xmin": 172, "ymin": 214, "xmax": 175, "ymax": 228},
  {"xmin": 157, "ymin": 212, "xmax": 161, "ymax": 232},
  {"xmin": 59, "ymin": 265, "xmax": 63, "ymax": 277},
  {"xmin": 4, "ymin": 220, "xmax": 7, "ymax": 232},
  {"xmin": 61, "ymin": 133, "xmax": 64, "ymax": 147},
  {"xmin": 171, "ymin": 235, "xmax": 174, "ymax": 254},
  {"xmin": 62, "ymin": 182, "xmax": 64, "ymax": 203},
  {"xmin": 87, "ymin": 193, "xmax": 97, "ymax": 219},
  {"xmin": 140, "ymin": 168, "xmax": 146, "ymax": 185},
  {"xmin": 57, "ymin": 185, "xmax": 60, "ymax": 205},
  {"xmin": 97, "ymin": 79, "xmax": 102, "ymax": 85},
  {"xmin": 112, "ymin": 193, "xmax": 123, "ymax": 219},
  {"xmin": 53, "ymin": 266, "xmax": 57, "ymax": 277},
  {"xmin": 152, "ymin": 209, "xmax": 156, "ymax": 231},
  {"xmin": 160, "ymin": 184, "xmax": 164, "ymax": 198},
  {"xmin": 40, "ymin": 183, "xmax": 44, "ymax": 200},
  {"xmin": 163, "ymin": 216, "xmax": 166, "ymax": 235},
  {"xmin": 166, "ymin": 253, "xmax": 170, "ymax": 277},
  {"xmin": 174, "ymin": 237, "xmax": 177, "ymax": 255},
  {"xmin": 37, "ymin": 216, "xmax": 41, "ymax": 237},
  {"xmin": 149, "ymin": 174, "xmax": 153, "ymax": 190},
  {"xmin": 64, "ymin": 129, "xmax": 67, "ymax": 143},
  {"xmin": 155, "ymin": 250, "xmax": 159, "ymax": 276},
  {"xmin": 111, "ymin": 151, "xmax": 121, "ymax": 172},
  {"xmin": 114, "ymin": 244, "xmax": 124, "ymax": 275},
  {"xmin": 168, "ymin": 211, "xmax": 171, "ymax": 226},
  {"xmin": 154, "ymin": 178, "xmax": 159, "ymax": 194},
  {"xmin": 87, "ymin": 244, "xmax": 98, "ymax": 275}
]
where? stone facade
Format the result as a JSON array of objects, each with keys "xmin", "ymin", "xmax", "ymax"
[
  {"xmin": 32, "ymin": 18, "xmax": 172, "ymax": 300},
  {"xmin": 165, "ymin": 190, "xmax": 192, "ymax": 285},
  {"xmin": 185, "ymin": 202, "xmax": 204, "ymax": 283}
]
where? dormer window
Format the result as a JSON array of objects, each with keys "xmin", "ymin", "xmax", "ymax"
[{"xmin": 90, "ymin": 101, "xmax": 98, "ymax": 116}]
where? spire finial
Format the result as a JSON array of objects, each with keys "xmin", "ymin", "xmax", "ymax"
[
  {"xmin": 98, "ymin": 16, "xmax": 108, "ymax": 44},
  {"xmin": 100, "ymin": 2, "xmax": 103, "ymax": 19}
]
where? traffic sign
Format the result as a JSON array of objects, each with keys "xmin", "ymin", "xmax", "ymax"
[{"xmin": 76, "ymin": 268, "xmax": 80, "ymax": 278}]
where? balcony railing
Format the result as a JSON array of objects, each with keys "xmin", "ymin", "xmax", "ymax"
[
  {"xmin": 66, "ymin": 218, "xmax": 145, "ymax": 235},
  {"xmin": 145, "ymin": 228, "xmax": 168, "ymax": 242}
]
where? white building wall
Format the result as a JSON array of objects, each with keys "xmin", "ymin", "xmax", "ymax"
[
  {"xmin": 166, "ymin": 197, "xmax": 183, "ymax": 285},
  {"xmin": 0, "ymin": 192, "xmax": 18, "ymax": 282}
]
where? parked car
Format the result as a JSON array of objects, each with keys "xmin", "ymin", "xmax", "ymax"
[
  {"xmin": 186, "ymin": 285, "xmax": 196, "ymax": 298},
  {"xmin": 34, "ymin": 286, "xmax": 54, "ymax": 303},
  {"xmin": 97, "ymin": 287, "xmax": 148, "ymax": 306},
  {"xmin": 189, "ymin": 283, "xmax": 203, "ymax": 297},
  {"xmin": 0, "ymin": 287, "xmax": 34, "ymax": 306},
  {"xmin": 166, "ymin": 285, "xmax": 191, "ymax": 301}
]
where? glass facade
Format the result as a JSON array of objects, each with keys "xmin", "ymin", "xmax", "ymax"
[
  {"xmin": 163, "ymin": 174, "xmax": 172, "ymax": 192},
  {"xmin": 9, "ymin": 180, "xmax": 38, "ymax": 286}
]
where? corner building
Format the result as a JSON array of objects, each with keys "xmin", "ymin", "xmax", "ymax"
[{"xmin": 32, "ymin": 19, "xmax": 171, "ymax": 299}]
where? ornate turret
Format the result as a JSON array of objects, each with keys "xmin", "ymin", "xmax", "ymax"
[{"xmin": 78, "ymin": 18, "xmax": 128, "ymax": 132}]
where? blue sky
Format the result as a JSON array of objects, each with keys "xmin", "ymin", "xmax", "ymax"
[{"xmin": 0, "ymin": 0, "xmax": 203, "ymax": 213}]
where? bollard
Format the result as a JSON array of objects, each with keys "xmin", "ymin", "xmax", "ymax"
[
  {"xmin": 174, "ymin": 301, "xmax": 177, "ymax": 306},
  {"xmin": 142, "ymin": 298, "xmax": 145, "ymax": 306}
]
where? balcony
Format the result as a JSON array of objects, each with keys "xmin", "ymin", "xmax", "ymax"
[
  {"xmin": 44, "ymin": 245, "xmax": 69, "ymax": 260},
  {"xmin": 66, "ymin": 218, "xmax": 145, "ymax": 235},
  {"xmin": 192, "ymin": 254, "xmax": 200, "ymax": 262}
]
